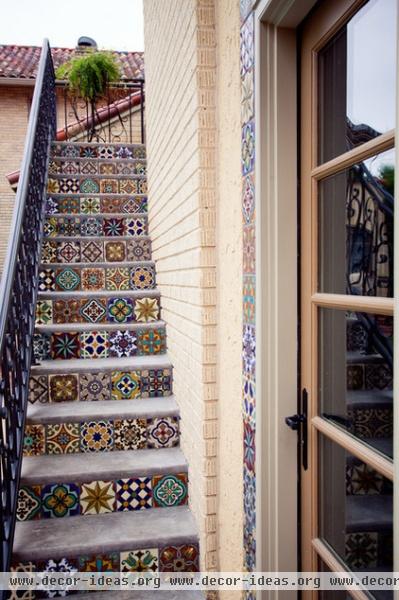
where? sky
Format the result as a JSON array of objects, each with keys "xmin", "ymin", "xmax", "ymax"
[{"xmin": 0, "ymin": 0, "xmax": 144, "ymax": 51}]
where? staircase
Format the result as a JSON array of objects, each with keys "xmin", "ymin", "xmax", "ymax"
[{"xmin": 11, "ymin": 142, "xmax": 201, "ymax": 596}]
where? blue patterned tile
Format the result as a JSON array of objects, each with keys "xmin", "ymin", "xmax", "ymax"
[
  {"xmin": 243, "ymin": 324, "xmax": 256, "ymax": 377},
  {"xmin": 240, "ymin": 12, "xmax": 254, "ymax": 76},
  {"xmin": 242, "ymin": 121, "xmax": 255, "ymax": 176}
]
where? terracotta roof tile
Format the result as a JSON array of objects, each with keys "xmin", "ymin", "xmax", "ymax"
[{"xmin": 0, "ymin": 45, "xmax": 144, "ymax": 80}]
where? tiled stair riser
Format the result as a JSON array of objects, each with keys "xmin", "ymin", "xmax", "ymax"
[
  {"xmin": 46, "ymin": 195, "xmax": 147, "ymax": 215},
  {"xmin": 39, "ymin": 265, "xmax": 155, "ymax": 292},
  {"xmin": 51, "ymin": 143, "xmax": 146, "ymax": 160},
  {"xmin": 49, "ymin": 159, "xmax": 146, "ymax": 176},
  {"xmin": 17, "ymin": 472, "xmax": 188, "ymax": 521},
  {"xmin": 29, "ymin": 369, "xmax": 172, "ymax": 403},
  {"xmin": 23, "ymin": 416, "xmax": 180, "ymax": 456},
  {"xmin": 36, "ymin": 296, "xmax": 161, "ymax": 325},
  {"xmin": 33, "ymin": 327, "xmax": 167, "ymax": 361},
  {"xmin": 41, "ymin": 240, "xmax": 153, "ymax": 265},
  {"xmin": 44, "ymin": 216, "xmax": 148, "ymax": 238},
  {"xmin": 48, "ymin": 177, "xmax": 147, "ymax": 196}
]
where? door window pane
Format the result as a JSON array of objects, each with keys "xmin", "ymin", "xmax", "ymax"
[
  {"xmin": 319, "ymin": 308, "xmax": 393, "ymax": 458},
  {"xmin": 319, "ymin": 437, "xmax": 393, "ymax": 581},
  {"xmin": 319, "ymin": 149, "xmax": 394, "ymax": 297},
  {"xmin": 318, "ymin": 0, "xmax": 397, "ymax": 163}
]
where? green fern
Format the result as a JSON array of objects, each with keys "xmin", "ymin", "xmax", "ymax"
[{"xmin": 56, "ymin": 51, "xmax": 121, "ymax": 102}]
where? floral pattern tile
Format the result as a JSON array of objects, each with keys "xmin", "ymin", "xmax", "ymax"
[
  {"xmin": 159, "ymin": 544, "xmax": 199, "ymax": 572},
  {"xmin": 152, "ymin": 473, "xmax": 188, "ymax": 508},
  {"xmin": 49, "ymin": 374, "xmax": 79, "ymax": 403},
  {"xmin": 23, "ymin": 425, "xmax": 45, "ymax": 456},
  {"xmin": 17, "ymin": 486, "xmax": 42, "ymax": 521},
  {"xmin": 41, "ymin": 483, "xmax": 80, "ymax": 518},
  {"xmin": 107, "ymin": 298, "xmax": 134, "ymax": 323},
  {"xmin": 130, "ymin": 265, "xmax": 155, "ymax": 290},
  {"xmin": 105, "ymin": 241, "xmax": 126, "ymax": 262},
  {"xmin": 80, "ymin": 331, "xmax": 108, "ymax": 358},
  {"xmin": 55, "ymin": 268, "xmax": 80, "ymax": 291},
  {"xmin": 29, "ymin": 375, "xmax": 48, "ymax": 404},
  {"xmin": 80, "ymin": 372, "xmax": 111, "ymax": 401},
  {"xmin": 134, "ymin": 297, "xmax": 159, "ymax": 322},
  {"xmin": 115, "ymin": 478, "xmax": 152, "ymax": 511},
  {"xmin": 113, "ymin": 418, "xmax": 147, "ymax": 450},
  {"xmin": 46, "ymin": 423, "xmax": 80, "ymax": 454},
  {"xmin": 147, "ymin": 417, "xmax": 179, "ymax": 449},
  {"xmin": 81, "ymin": 268, "xmax": 105, "ymax": 291},
  {"xmin": 126, "ymin": 238, "xmax": 151, "ymax": 261},
  {"xmin": 51, "ymin": 332, "xmax": 80, "ymax": 359},
  {"xmin": 108, "ymin": 330, "xmax": 137, "ymax": 357},
  {"xmin": 80, "ymin": 480, "xmax": 115, "ymax": 515},
  {"xmin": 141, "ymin": 368, "xmax": 172, "ymax": 397},
  {"xmin": 106, "ymin": 268, "xmax": 130, "ymax": 291},
  {"xmin": 80, "ymin": 420, "xmax": 114, "ymax": 452},
  {"xmin": 53, "ymin": 299, "xmax": 81, "ymax": 323},
  {"xmin": 111, "ymin": 371, "xmax": 141, "ymax": 400},
  {"xmin": 120, "ymin": 549, "xmax": 159, "ymax": 572}
]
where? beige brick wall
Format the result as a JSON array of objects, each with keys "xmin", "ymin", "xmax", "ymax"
[{"xmin": 144, "ymin": 0, "xmax": 243, "ymax": 574}]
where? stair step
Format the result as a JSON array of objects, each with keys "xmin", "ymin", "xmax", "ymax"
[
  {"xmin": 48, "ymin": 176, "xmax": 147, "ymax": 196},
  {"xmin": 31, "ymin": 354, "xmax": 173, "ymax": 374},
  {"xmin": 12, "ymin": 506, "xmax": 198, "ymax": 563},
  {"xmin": 33, "ymin": 324, "xmax": 166, "ymax": 362},
  {"xmin": 27, "ymin": 397, "xmax": 179, "ymax": 425},
  {"xmin": 347, "ymin": 351, "xmax": 387, "ymax": 365},
  {"xmin": 44, "ymin": 216, "xmax": 148, "ymax": 238},
  {"xmin": 41, "ymin": 237, "xmax": 151, "ymax": 265},
  {"xmin": 51, "ymin": 142, "xmax": 146, "ymax": 160},
  {"xmin": 49, "ymin": 157, "xmax": 146, "ymax": 177},
  {"xmin": 21, "ymin": 446, "xmax": 187, "ymax": 485},
  {"xmin": 46, "ymin": 194, "xmax": 147, "ymax": 215},
  {"xmin": 38, "ymin": 289, "xmax": 161, "ymax": 299},
  {"xmin": 36, "ymin": 294, "xmax": 161, "ymax": 326},
  {"xmin": 39, "ymin": 264, "xmax": 156, "ymax": 292},
  {"xmin": 347, "ymin": 389, "xmax": 392, "ymax": 408},
  {"xmin": 347, "ymin": 495, "xmax": 392, "ymax": 533}
]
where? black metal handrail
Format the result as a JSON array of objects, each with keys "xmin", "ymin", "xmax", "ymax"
[
  {"xmin": 0, "ymin": 39, "xmax": 56, "ymax": 574},
  {"xmin": 57, "ymin": 79, "xmax": 145, "ymax": 144}
]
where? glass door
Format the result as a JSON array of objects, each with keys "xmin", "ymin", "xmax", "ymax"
[{"xmin": 300, "ymin": 0, "xmax": 397, "ymax": 594}]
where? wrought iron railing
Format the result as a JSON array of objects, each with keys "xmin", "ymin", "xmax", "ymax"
[
  {"xmin": 57, "ymin": 79, "xmax": 145, "ymax": 144},
  {"xmin": 0, "ymin": 39, "xmax": 56, "ymax": 574}
]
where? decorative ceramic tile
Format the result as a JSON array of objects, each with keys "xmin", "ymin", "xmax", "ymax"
[
  {"xmin": 47, "ymin": 179, "xmax": 60, "ymax": 194},
  {"xmin": 80, "ymin": 331, "xmax": 108, "ymax": 358},
  {"xmin": 111, "ymin": 371, "xmax": 141, "ymax": 400},
  {"xmin": 152, "ymin": 473, "xmax": 188, "ymax": 508},
  {"xmin": 60, "ymin": 178, "xmax": 80, "ymax": 193},
  {"xmin": 81, "ymin": 240, "xmax": 104, "ymax": 263},
  {"xmin": 17, "ymin": 485, "xmax": 42, "ymax": 521},
  {"xmin": 243, "ymin": 324, "xmax": 256, "ymax": 377},
  {"xmin": 39, "ymin": 269, "xmax": 56, "ymax": 292},
  {"xmin": 365, "ymin": 363, "xmax": 392, "ymax": 390},
  {"xmin": 53, "ymin": 299, "xmax": 81, "ymax": 323},
  {"xmin": 241, "ymin": 68, "xmax": 254, "ymax": 126},
  {"xmin": 138, "ymin": 179, "xmax": 147, "ymax": 194},
  {"xmin": 41, "ymin": 483, "xmax": 80, "ymax": 518},
  {"xmin": 141, "ymin": 368, "xmax": 172, "ymax": 397},
  {"xmin": 57, "ymin": 216, "xmax": 81, "ymax": 237},
  {"xmin": 134, "ymin": 297, "xmax": 159, "ymax": 322},
  {"xmin": 103, "ymin": 217, "xmax": 125, "ymax": 236},
  {"xmin": 57, "ymin": 241, "xmax": 81, "ymax": 263},
  {"xmin": 101, "ymin": 197, "xmax": 123, "ymax": 213},
  {"xmin": 57, "ymin": 196, "xmax": 80, "ymax": 214},
  {"xmin": 122, "ymin": 197, "xmax": 147, "ymax": 213},
  {"xmin": 137, "ymin": 328, "xmax": 166, "ymax": 355},
  {"xmin": 98, "ymin": 146, "xmax": 114, "ymax": 159},
  {"xmin": 81, "ymin": 267, "xmax": 105, "ymax": 291},
  {"xmin": 35, "ymin": 300, "xmax": 53, "ymax": 325},
  {"xmin": 345, "ymin": 532, "xmax": 378, "ymax": 569},
  {"xmin": 147, "ymin": 417, "xmax": 179, "ymax": 449},
  {"xmin": 41, "ymin": 241, "xmax": 57, "ymax": 263},
  {"xmin": 243, "ymin": 464, "xmax": 256, "ymax": 534},
  {"xmin": 23, "ymin": 425, "xmax": 45, "ymax": 456},
  {"xmin": 46, "ymin": 423, "xmax": 80, "ymax": 454},
  {"xmin": 115, "ymin": 478, "xmax": 152, "ymax": 511},
  {"xmin": 126, "ymin": 238, "xmax": 151, "ymax": 261},
  {"xmin": 55, "ymin": 268, "xmax": 80, "ymax": 291},
  {"xmin": 80, "ymin": 146, "xmax": 98, "ymax": 158},
  {"xmin": 99, "ymin": 163, "xmax": 116, "ymax": 175},
  {"xmin": 29, "ymin": 375, "xmax": 48, "ymax": 404},
  {"xmin": 243, "ymin": 376, "xmax": 255, "ymax": 425},
  {"xmin": 242, "ymin": 173, "xmax": 255, "ymax": 225},
  {"xmin": 45, "ymin": 197, "xmax": 59, "ymax": 214},
  {"xmin": 243, "ymin": 275, "xmax": 255, "ymax": 324},
  {"xmin": 80, "ymin": 480, "xmax": 115, "ymax": 515},
  {"xmin": 244, "ymin": 417, "xmax": 255, "ymax": 474},
  {"xmin": 81, "ymin": 161, "xmax": 98, "ymax": 175},
  {"xmin": 80, "ymin": 372, "xmax": 111, "ymax": 401},
  {"xmin": 80, "ymin": 197, "xmax": 101, "ymax": 214},
  {"xmin": 350, "ymin": 407, "xmax": 392, "ymax": 439},
  {"xmin": 242, "ymin": 121, "xmax": 255, "ymax": 176},
  {"xmin": 125, "ymin": 217, "xmax": 146, "ymax": 237},
  {"xmin": 80, "ymin": 420, "xmax": 114, "ymax": 452},
  {"xmin": 100, "ymin": 179, "xmax": 118, "ymax": 194},
  {"xmin": 240, "ymin": 0, "xmax": 255, "ymax": 23},
  {"xmin": 119, "ymin": 179, "xmax": 138, "ymax": 195},
  {"xmin": 114, "ymin": 418, "xmax": 147, "ymax": 450},
  {"xmin": 80, "ymin": 178, "xmax": 100, "ymax": 194},
  {"xmin": 346, "ymin": 462, "xmax": 384, "ymax": 495},
  {"xmin": 36, "ymin": 557, "xmax": 78, "ymax": 591},
  {"xmin": 106, "ymin": 267, "xmax": 130, "ymax": 291},
  {"xmin": 240, "ymin": 12, "xmax": 254, "ymax": 76},
  {"xmin": 33, "ymin": 333, "xmax": 51, "ymax": 361},
  {"xmin": 80, "ymin": 298, "xmax": 107, "ymax": 323},
  {"xmin": 120, "ymin": 549, "xmax": 159, "ymax": 572},
  {"xmin": 108, "ymin": 330, "xmax": 137, "ymax": 357},
  {"xmin": 78, "ymin": 553, "xmax": 119, "ymax": 572},
  {"xmin": 243, "ymin": 225, "xmax": 255, "ymax": 273},
  {"xmin": 130, "ymin": 265, "xmax": 155, "ymax": 290},
  {"xmin": 81, "ymin": 217, "xmax": 102, "ymax": 237},
  {"xmin": 51, "ymin": 332, "xmax": 80, "ymax": 359},
  {"xmin": 347, "ymin": 365, "xmax": 364, "ymax": 390},
  {"xmin": 105, "ymin": 241, "xmax": 126, "ymax": 262},
  {"xmin": 49, "ymin": 374, "xmax": 79, "ymax": 402},
  {"xmin": 159, "ymin": 544, "xmax": 199, "ymax": 572},
  {"xmin": 107, "ymin": 298, "xmax": 134, "ymax": 323},
  {"xmin": 43, "ymin": 217, "xmax": 57, "ymax": 237}
]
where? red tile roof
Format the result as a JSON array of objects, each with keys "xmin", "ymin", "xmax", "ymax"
[{"xmin": 0, "ymin": 45, "xmax": 144, "ymax": 81}]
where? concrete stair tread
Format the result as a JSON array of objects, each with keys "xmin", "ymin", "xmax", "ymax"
[
  {"xmin": 347, "ymin": 389, "xmax": 392, "ymax": 407},
  {"xmin": 13, "ymin": 506, "xmax": 198, "ymax": 561},
  {"xmin": 346, "ymin": 351, "xmax": 386, "ymax": 364},
  {"xmin": 40, "ymin": 260, "xmax": 154, "ymax": 269},
  {"xmin": 52, "ymin": 142, "xmax": 145, "ymax": 148},
  {"xmin": 31, "ymin": 354, "xmax": 173, "ymax": 373},
  {"xmin": 49, "ymin": 173, "xmax": 146, "ymax": 180},
  {"xmin": 57, "ymin": 591, "xmax": 204, "ymax": 599},
  {"xmin": 21, "ymin": 447, "xmax": 187, "ymax": 485},
  {"xmin": 347, "ymin": 494, "xmax": 392, "ymax": 532},
  {"xmin": 43, "ymin": 235, "xmax": 149, "ymax": 243},
  {"xmin": 45, "ymin": 213, "xmax": 148, "ymax": 219},
  {"xmin": 27, "ymin": 397, "xmax": 179, "ymax": 425},
  {"xmin": 51, "ymin": 157, "xmax": 146, "ymax": 163},
  {"xmin": 35, "ymin": 321, "xmax": 165, "ymax": 332},
  {"xmin": 38, "ymin": 289, "xmax": 161, "ymax": 299},
  {"xmin": 47, "ymin": 192, "xmax": 147, "ymax": 198}
]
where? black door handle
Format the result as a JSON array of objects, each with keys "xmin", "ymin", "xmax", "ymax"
[{"xmin": 285, "ymin": 388, "xmax": 308, "ymax": 470}]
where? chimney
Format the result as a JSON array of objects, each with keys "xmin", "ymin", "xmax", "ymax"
[{"xmin": 75, "ymin": 36, "xmax": 98, "ymax": 55}]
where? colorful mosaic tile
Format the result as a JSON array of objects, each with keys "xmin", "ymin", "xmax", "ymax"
[
  {"xmin": 103, "ymin": 217, "xmax": 125, "ymax": 236},
  {"xmin": 35, "ymin": 300, "xmax": 53, "ymax": 325},
  {"xmin": 114, "ymin": 418, "xmax": 147, "ymax": 450},
  {"xmin": 122, "ymin": 196, "xmax": 148, "ymax": 213},
  {"xmin": 57, "ymin": 241, "xmax": 81, "ymax": 263},
  {"xmin": 141, "ymin": 368, "xmax": 172, "ymax": 397},
  {"xmin": 242, "ymin": 121, "xmax": 255, "ymax": 176},
  {"xmin": 53, "ymin": 299, "xmax": 81, "ymax": 323},
  {"xmin": 81, "ymin": 217, "xmax": 102, "ymax": 237},
  {"xmin": 241, "ymin": 68, "xmax": 254, "ymax": 126},
  {"xmin": 46, "ymin": 423, "xmax": 80, "ymax": 454},
  {"xmin": 80, "ymin": 480, "xmax": 115, "ymax": 515},
  {"xmin": 243, "ymin": 224, "xmax": 255, "ymax": 273},
  {"xmin": 100, "ymin": 179, "xmax": 118, "ymax": 194},
  {"xmin": 107, "ymin": 298, "xmax": 134, "ymax": 323},
  {"xmin": 57, "ymin": 196, "xmax": 80, "ymax": 213},
  {"xmin": 243, "ymin": 275, "xmax": 255, "ymax": 324},
  {"xmin": 147, "ymin": 417, "xmax": 179, "ymax": 449},
  {"xmin": 125, "ymin": 217, "xmax": 146, "ymax": 236},
  {"xmin": 115, "ymin": 478, "xmax": 152, "ymax": 511},
  {"xmin": 105, "ymin": 241, "xmax": 126, "ymax": 262},
  {"xmin": 159, "ymin": 544, "xmax": 199, "ymax": 572},
  {"xmin": 111, "ymin": 371, "xmax": 141, "ymax": 400},
  {"xmin": 81, "ymin": 331, "xmax": 108, "ymax": 358},
  {"xmin": 99, "ymin": 163, "xmax": 116, "ymax": 175},
  {"xmin": 106, "ymin": 267, "xmax": 130, "ymax": 291},
  {"xmin": 38, "ymin": 269, "xmax": 56, "ymax": 291},
  {"xmin": 243, "ymin": 375, "xmax": 255, "ymax": 425},
  {"xmin": 242, "ymin": 173, "xmax": 255, "ymax": 224},
  {"xmin": 80, "ymin": 372, "xmax": 111, "ymax": 401},
  {"xmin": 17, "ymin": 485, "xmax": 42, "ymax": 521},
  {"xmin": 81, "ymin": 268, "xmax": 105, "ymax": 291},
  {"xmin": 244, "ymin": 418, "xmax": 255, "ymax": 474},
  {"xmin": 130, "ymin": 265, "xmax": 155, "ymax": 290},
  {"xmin": 108, "ymin": 330, "xmax": 137, "ymax": 357},
  {"xmin": 41, "ymin": 483, "xmax": 80, "ymax": 518},
  {"xmin": 49, "ymin": 374, "xmax": 79, "ymax": 402},
  {"xmin": 78, "ymin": 553, "xmax": 119, "ymax": 572},
  {"xmin": 152, "ymin": 473, "xmax": 188, "ymax": 508},
  {"xmin": 80, "ymin": 420, "xmax": 114, "ymax": 452},
  {"xmin": 243, "ymin": 324, "xmax": 256, "ymax": 377},
  {"xmin": 126, "ymin": 238, "xmax": 151, "ymax": 261},
  {"xmin": 41, "ymin": 240, "xmax": 57, "ymax": 263},
  {"xmin": 81, "ymin": 240, "xmax": 104, "ymax": 263},
  {"xmin": 29, "ymin": 375, "xmax": 48, "ymax": 404},
  {"xmin": 240, "ymin": 11, "xmax": 254, "ymax": 75},
  {"xmin": 51, "ymin": 332, "xmax": 80, "ymax": 359},
  {"xmin": 80, "ymin": 197, "xmax": 101, "ymax": 214},
  {"xmin": 137, "ymin": 328, "xmax": 166, "ymax": 355},
  {"xmin": 120, "ymin": 549, "xmax": 159, "ymax": 572},
  {"xmin": 80, "ymin": 298, "xmax": 107, "ymax": 323},
  {"xmin": 23, "ymin": 425, "xmax": 45, "ymax": 456},
  {"xmin": 55, "ymin": 268, "xmax": 80, "ymax": 291},
  {"xmin": 134, "ymin": 297, "xmax": 159, "ymax": 322},
  {"xmin": 79, "ymin": 146, "xmax": 98, "ymax": 158},
  {"xmin": 80, "ymin": 178, "xmax": 100, "ymax": 194},
  {"xmin": 33, "ymin": 333, "xmax": 50, "ymax": 361}
]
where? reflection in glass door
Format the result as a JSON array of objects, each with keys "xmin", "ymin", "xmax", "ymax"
[{"xmin": 299, "ymin": 0, "xmax": 396, "ymax": 596}]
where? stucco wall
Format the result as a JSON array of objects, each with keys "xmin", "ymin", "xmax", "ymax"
[{"xmin": 143, "ymin": 0, "xmax": 243, "ymax": 574}]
